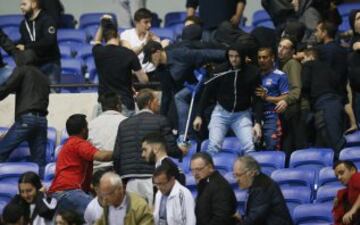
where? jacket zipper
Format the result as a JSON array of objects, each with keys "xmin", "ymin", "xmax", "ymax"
[{"xmin": 232, "ymin": 70, "xmax": 238, "ymax": 112}]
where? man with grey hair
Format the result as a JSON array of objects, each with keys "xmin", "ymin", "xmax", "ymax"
[
  {"xmin": 96, "ymin": 172, "xmax": 154, "ymax": 225},
  {"xmin": 233, "ymin": 156, "xmax": 293, "ymax": 225}
]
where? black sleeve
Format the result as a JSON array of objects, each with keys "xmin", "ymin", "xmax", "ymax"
[
  {"xmin": 186, "ymin": 0, "xmax": 199, "ymax": 9},
  {"xmin": 252, "ymin": 73, "xmax": 263, "ymax": 124},
  {"xmin": 159, "ymin": 117, "xmax": 182, "ymax": 159},
  {"xmin": 209, "ymin": 186, "xmax": 237, "ymax": 225},
  {"xmin": 0, "ymin": 28, "xmax": 16, "ymax": 55},
  {"xmin": 0, "ymin": 67, "xmax": 24, "ymax": 100},
  {"xmin": 130, "ymin": 51, "xmax": 142, "ymax": 72},
  {"xmin": 196, "ymin": 76, "xmax": 218, "ymax": 117},
  {"xmin": 301, "ymin": 62, "xmax": 312, "ymax": 100},
  {"xmin": 24, "ymin": 18, "xmax": 58, "ymax": 52}
]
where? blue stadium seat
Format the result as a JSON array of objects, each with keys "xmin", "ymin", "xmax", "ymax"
[
  {"xmin": 0, "ymin": 201, "xmax": 7, "ymax": 216},
  {"xmin": 224, "ymin": 172, "xmax": 237, "ymax": 188},
  {"xmin": 289, "ymin": 148, "xmax": 334, "ymax": 171},
  {"xmin": 77, "ymin": 45, "xmax": 93, "ymax": 62},
  {"xmin": 201, "ymin": 137, "xmax": 243, "ymax": 155},
  {"xmin": 54, "ymin": 145, "xmax": 63, "ymax": 160},
  {"xmin": 234, "ymin": 188, "xmax": 247, "ymax": 214},
  {"xmin": 0, "ymin": 127, "xmax": 8, "ymax": 136},
  {"xmin": 44, "ymin": 162, "xmax": 56, "ymax": 181},
  {"xmin": 79, "ymin": 13, "xmax": 118, "ymax": 29},
  {"xmin": 339, "ymin": 17, "xmax": 350, "ymax": 32},
  {"xmin": 339, "ymin": 147, "xmax": 360, "ymax": 170},
  {"xmin": 271, "ymin": 168, "xmax": 316, "ymax": 191},
  {"xmin": 0, "ymin": 14, "xmax": 23, "ymax": 29},
  {"xmin": 337, "ymin": 3, "xmax": 360, "ymax": 17},
  {"xmin": 150, "ymin": 28, "xmax": 176, "ymax": 41},
  {"xmin": 151, "ymin": 12, "xmax": 162, "ymax": 28},
  {"xmin": 185, "ymin": 172, "xmax": 196, "ymax": 192},
  {"xmin": 84, "ymin": 25, "xmax": 99, "ymax": 42},
  {"xmin": 255, "ymin": 20, "xmax": 275, "ymax": 29},
  {"xmin": 59, "ymin": 14, "xmax": 76, "ymax": 29},
  {"xmin": 8, "ymin": 146, "xmax": 31, "ymax": 162},
  {"xmin": 85, "ymin": 57, "xmax": 98, "ymax": 82},
  {"xmin": 3, "ymin": 55, "xmax": 16, "ymax": 68},
  {"xmin": 316, "ymin": 183, "xmax": 344, "ymax": 203},
  {"xmin": 248, "ymin": 151, "xmax": 286, "ymax": 176},
  {"xmin": 345, "ymin": 130, "xmax": 360, "ymax": 147},
  {"xmin": 281, "ymin": 186, "xmax": 312, "ymax": 216},
  {"xmin": 212, "ymin": 152, "xmax": 237, "ymax": 174},
  {"xmin": 59, "ymin": 44, "xmax": 73, "ymax": 59},
  {"xmin": 318, "ymin": 167, "xmax": 340, "ymax": 187},
  {"xmin": 164, "ymin": 11, "xmax": 187, "ymax": 27},
  {"xmin": 57, "ymin": 29, "xmax": 87, "ymax": 52},
  {"xmin": 60, "ymin": 129, "xmax": 69, "ymax": 144},
  {"xmin": 0, "ymin": 183, "xmax": 18, "ymax": 204},
  {"xmin": 2, "ymin": 27, "xmax": 21, "ymax": 42},
  {"xmin": 60, "ymin": 58, "xmax": 85, "ymax": 91},
  {"xmin": 252, "ymin": 10, "xmax": 271, "ymax": 27},
  {"xmin": 47, "ymin": 127, "xmax": 57, "ymax": 147},
  {"xmin": 0, "ymin": 162, "xmax": 39, "ymax": 183},
  {"xmin": 293, "ymin": 203, "xmax": 333, "ymax": 225}
]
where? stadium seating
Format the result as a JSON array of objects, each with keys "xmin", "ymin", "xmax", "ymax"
[
  {"xmin": 0, "ymin": 14, "xmax": 23, "ymax": 29},
  {"xmin": 164, "ymin": 11, "xmax": 187, "ymax": 27},
  {"xmin": 337, "ymin": 3, "xmax": 360, "ymax": 17},
  {"xmin": 201, "ymin": 137, "xmax": 244, "ymax": 155},
  {"xmin": 248, "ymin": 151, "xmax": 286, "ymax": 175},
  {"xmin": 59, "ymin": 44, "xmax": 73, "ymax": 59},
  {"xmin": 0, "ymin": 201, "xmax": 7, "ymax": 216},
  {"xmin": 57, "ymin": 29, "xmax": 87, "ymax": 52},
  {"xmin": 151, "ymin": 28, "xmax": 176, "ymax": 41},
  {"xmin": 293, "ymin": 203, "xmax": 333, "ymax": 225},
  {"xmin": 60, "ymin": 58, "xmax": 85, "ymax": 91},
  {"xmin": 234, "ymin": 188, "xmax": 247, "ymax": 214},
  {"xmin": 271, "ymin": 168, "xmax": 316, "ymax": 191},
  {"xmin": 59, "ymin": 14, "xmax": 76, "ymax": 29},
  {"xmin": 345, "ymin": 130, "xmax": 360, "ymax": 147},
  {"xmin": 44, "ymin": 162, "xmax": 56, "ymax": 182},
  {"xmin": 318, "ymin": 167, "xmax": 340, "ymax": 187},
  {"xmin": 54, "ymin": 145, "xmax": 63, "ymax": 160},
  {"xmin": 224, "ymin": 172, "xmax": 237, "ymax": 188},
  {"xmin": 289, "ymin": 148, "xmax": 334, "ymax": 171},
  {"xmin": 339, "ymin": 147, "xmax": 360, "ymax": 169},
  {"xmin": 315, "ymin": 183, "xmax": 344, "ymax": 203},
  {"xmin": 252, "ymin": 10, "xmax": 272, "ymax": 27},
  {"xmin": 212, "ymin": 152, "xmax": 237, "ymax": 174},
  {"xmin": 185, "ymin": 172, "xmax": 196, "ymax": 193},
  {"xmin": 281, "ymin": 186, "xmax": 312, "ymax": 216},
  {"xmin": 2, "ymin": 27, "xmax": 21, "ymax": 42},
  {"xmin": 60, "ymin": 129, "xmax": 69, "ymax": 144},
  {"xmin": 0, "ymin": 162, "xmax": 39, "ymax": 183},
  {"xmin": 79, "ymin": 12, "xmax": 118, "ymax": 29},
  {"xmin": 0, "ymin": 182, "xmax": 18, "ymax": 203}
]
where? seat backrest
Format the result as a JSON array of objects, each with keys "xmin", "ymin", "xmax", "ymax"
[
  {"xmin": 293, "ymin": 203, "xmax": 333, "ymax": 225},
  {"xmin": 315, "ymin": 183, "xmax": 344, "ymax": 203},
  {"xmin": 339, "ymin": 147, "xmax": 360, "ymax": 170},
  {"xmin": 44, "ymin": 162, "xmax": 56, "ymax": 181},
  {"xmin": 252, "ymin": 10, "xmax": 271, "ymax": 27},
  {"xmin": 164, "ymin": 11, "xmax": 188, "ymax": 27},
  {"xmin": 248, "ymin": 151, "xmax": 286, "ymax": 175},
  {"xmin": 0, "ymin": 183, "xmax": 18, "ymax": 201},
  {"xmin": 212, "ymin": 152, "xmax": 237, "ymax": 173},
  {"xmin": 0, "ymin": 163, "xmax": 39, "ymax": 183},
  {"xmin": 234, "ymin": 188, "xmax": 247, "ymax": 214},
  {"xmin": 57, "ymin": 29, "xmax": 87, "ymax": 44},
  {"xmin": 289, "ymin": 148, "xmax": 334, "ymax": 171},
  {"xmin": 0, "ymin": 14, "xmax": 23, "ymax": 28},
  {"xmin": 281, "ymin": 186, "xmax": 312, "ymax": 216},
  {"xmin": 8, "ymin": 146, "xmax": 31, "ymax": 162},
  {"xmin": 79, "ymin": 13, "xmax": 118, "ymax": 29},
  {"xmin": 271, "ymin": 168, "xmax": 316, "ymax": 190},
  {"xmin": 150, "ymin": 28, "xmax": 175, "ymax": 41},
  {"xmin": 337, "ymin": 3, "xmax": 360, "ymax": 17},
  {"xmin": 318, "ymin": 167, "xmax": 339, "ymax": 187}
]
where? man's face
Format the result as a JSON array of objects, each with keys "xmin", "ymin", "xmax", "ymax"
[
  {"xmin": 233, "ymin": 160, "xmax": 254, "ymax": 189},
  {"xmin": 334, "ymin": 163, "xmax": 357, "ymax": 186},
  {"xmin": 258, "ymin": 50, "xmax": 274, "ymax": 73},
  {"xmin": 291, "ymin": 0, "xmax": 300, "ymax": 12},
  {"xmin": 190, "ymin": 158, "xmax": 213, "ymax": 183},
  {"xmin": 55, "ymin": 215, "xmax": 68, "ymax": 225},
  {"xmin": 19, "ymin": 183, "xmax": 37, "ymax": 204},
  {"xmin": 228, "ymin": 50, "xmax": 241, "ymax": 68},
  {"xmin": 314, "ymin": 23, "xmax": 326, "ymax": 43},
  {"xmin": 355, "ymin": 12, "xmax": 360, "ymax": 33},
  {"xmin": 136, "ymin": 18, "xmax": 152, "ymax": 33},
  {"xmin": 149, "ymin": 93, "xmax": 160, "ymax": 113},
  {"xmin": 141, "ymin": 141, "xmax": 156, "ymax": 164},
  {"xmin": 99, "ymin": 181, "xmax": 124, "ymax": 207},
  {"xmin": 278, "ymin": 39, "xmax": 294, "ymax": 61},
  {"xmin": 153, "ymin": 173, "xmax": 175, "ymax": 196},
  {"xmin": 20, "ymin": 0, "xmax": 34, "ymax": 15},
  {"xmin": 150, "ymin": 50, "xmax": 162, "ymax": 67}
]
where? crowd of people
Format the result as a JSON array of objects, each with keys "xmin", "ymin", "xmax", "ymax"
[{"xmin": 1, "ymin": 0, "xmax": 360, "ymax": 224}]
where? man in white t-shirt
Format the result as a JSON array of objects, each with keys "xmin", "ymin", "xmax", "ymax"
[{"xmin": 120, "ymin": 8, "xmax": 160, "ymax": 74}]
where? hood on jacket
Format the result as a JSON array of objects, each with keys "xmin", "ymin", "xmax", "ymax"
[
  {"xmin": 181, "ymin": 24, "xmax": 203, "ymax": 41},
  {"xmin": 226, "ymin": 42, "xmax": 247, "ymax": 70}
]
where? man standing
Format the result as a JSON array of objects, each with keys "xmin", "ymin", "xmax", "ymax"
[
  {"xmin": 93, "ymin": 15, "xmax": 148, "ymax": 117},
  {"xmin": 0, "ymin": 50, "xmax": 49, "ymax": 177},
  {"xmin": 96, "ymin": 172, "xmax": 154, "ymax": 225},
  {"xmin": 233, "ymin": 156, "xmax": 293, "ymax": 225},
  {"xmin": 333, "ymin": 160, "xmax": 360, "ymax": 225},
  {"xmin": 255, "ymin": 48, "xmax": 289, "ymax": 150},
  {"xmin": 153, "ymin": 165, "xmax": 196, "ymax": 225},
  {"xmin": 88, "ymin": 92, "xmax": 127, "ymax": 172},
  {"xmin": 113, "ymin": 89, "xmax": 188, "ymax": 205},
  {"xmin": 17, "ymin": 0, "xmax": 61, "ymax": 85},
  {"xmin": 48, "ymin": 114, "xmax": 113, "ymax": 216},
  {"xmin": 193, "ymin": 43, "xmax": 263, "ymax": 154},
  {"xmin": 141, "ymin": 132, "xmax": 186, "ymax": 185},
  {"xmin": 190, "ymin": 152, "xmax": 237, "ymax": 225},
  {"xmin": 0, "ymin": 28, "xmax": 17, "ymax": 85}
]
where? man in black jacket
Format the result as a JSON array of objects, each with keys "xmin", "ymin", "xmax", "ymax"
[
  {"xmin": 113, "ymin": 88, "xmax": 188, "ymax": 205},
  {"xmin": 17, "ymin": 0, "xmax": 61, "ymax": 85},
  {"xmin": 233, "ymin": 155, "xmax": 293, "ymax": 225},
  {"xmin": 193, "ymin": 42, "xmax": 263, "ymax": 155},
  {"xmin": 191, "ymin": 152, "xmax": 237, "ymax": 225},
  {"xmin": 0, "ymin": 50, "xmax": 50, "ymax": 177},
  {"xmin": 0, "ymin": 28, "xmax": 17, "ymax": 86}
]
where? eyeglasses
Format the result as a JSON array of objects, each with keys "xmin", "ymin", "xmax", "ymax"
[
  {"xmin": 191, "ymin": 165, "xmax": 208, "ymax": 173},
  {"xmin": 233, "ymin": 170, "xmax": 248, "ymax": 178}
]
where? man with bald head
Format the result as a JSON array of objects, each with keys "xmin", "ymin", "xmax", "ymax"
[
  {"xmin": 233, "ymin": 156, "xmax": 293, "ymax": 225},
  {"xmin": 96, "ymin": 172, "xmax": 154, "ymax": 225}
]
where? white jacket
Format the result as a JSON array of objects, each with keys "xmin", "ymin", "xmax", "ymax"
[{"xmin": 153, "ymin": 181, "xmax": 196, "ymax": 225}]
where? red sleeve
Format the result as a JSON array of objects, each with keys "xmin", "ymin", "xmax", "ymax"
[
  {"xmin": 77, "ymin": 140, "xmax": 98, "ymax": 161},
  {"xmin": 333, "ymin": 188, "xmax": 348, "ymax": 225},
  {"xmin": 350, "ymin": 173, "xmax": 360, "ymax": 190}
]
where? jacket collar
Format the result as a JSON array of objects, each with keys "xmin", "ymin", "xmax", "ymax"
[{"xmin": 137, "ymin": 109, "xmax": 153, "ymax": 114}]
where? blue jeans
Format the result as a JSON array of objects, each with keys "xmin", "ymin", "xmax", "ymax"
[
  {"xmin": 0, "ymin": 113, "xmax": 47, "ymax": 176},
  {"xmin": 0, "ymin": 65, "xmax": 13, "ymax": 86},
  {"xmin": 263, "ymin": 112, "xmax": 281, "ymax": 150},
  {"xmin": 207, "ymin": 104, "xmax": 255, "ymax": 154},
  {"xmin": 52, "ymin": 189, "xmax": 93, "ymax": 216}
]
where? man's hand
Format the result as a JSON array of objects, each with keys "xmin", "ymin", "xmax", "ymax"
[
  {"xmin": 342, "ymin": 208, "xmax": 356, "ymax": 225},
  {"xmin": 233, "ymin": 212, "xmax": 242, "ymax": 222},
  {"xmin": 230, "ymin": 15, "xmax": 241, "ymax": 26},
  {"xmin": 193, "ymin": 116, "xmax": 202, "ymax": 131},
  {"xmin": 353, "ymin": 42, "xmax": 360, "ymax": 51},
  {"xmin": 255, "ymin": 87, "xmax": 267, "ymax": 100},
  {"xmin": 252, "ymin": 123, "xmax": 262, "ymax": 141},
  {"xmin": 275, "ymin": 100, "xmax": 288, "ymax": 113},
  {"xmin": 16, "ymin": 44, "xmax": 25, "ymax": 51},
  {"xmin": 178, "ymin": 143, "xmax": 189, "ymax": 156}
]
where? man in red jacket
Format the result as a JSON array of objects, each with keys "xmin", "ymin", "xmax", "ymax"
[{"xmin": 333, "ymin": 160, "xmax": 360, "ymax": 225}]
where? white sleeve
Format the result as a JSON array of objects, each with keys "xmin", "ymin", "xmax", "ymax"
[
  {"xmin": 84, "ymin": 203, "xmax": 93, "ymax": 225},
  {"xmin": 179, "ymin": 189, "xmax": 196, "ymax": 225}
]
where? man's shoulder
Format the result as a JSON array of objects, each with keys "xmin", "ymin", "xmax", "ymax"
[{"xmin": 120, "ymin": 28, "xmax": 136, "ymax": 39}]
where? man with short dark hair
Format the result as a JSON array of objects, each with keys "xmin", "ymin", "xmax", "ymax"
[
  {"xmin": 113, "ymin": 89, "xmax": 188, "ymax": 205},
  {"xmin": 2, "ymin": 201, "xmax": 28, "ymax": 225},
  {"xmin": 190, "ymin": 152, "xmax": 237, "ymax": 225},
  {"xmin": 152, "ymin": 165, "xmax": 196, "ymax": 225},
  {"xmin": 233, "ymin": 156, "xmax": 293, "ymax": 225},
  {"xmin": 333, "ymin": 160, "xmax": 360, "ymax": 225},
  {"xmin": 48, "ymin": 114, "xmax": 113, "ymax": 216},
  {"xmin": 93, "ymin": 15, "xmax": 148, "ymax": 117}
]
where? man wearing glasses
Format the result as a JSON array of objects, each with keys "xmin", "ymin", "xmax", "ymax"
[
  {"xmin": 232, "ymin": 156, "xmax": 293, "ymax": 225},
  {"xmin": 190, "ymin": 152, "xmax": 237, "ymax": 225}
]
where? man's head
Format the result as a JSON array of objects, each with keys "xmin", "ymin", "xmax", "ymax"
[
  {"xmin": 142, "ymin": 41, "xmax": 163, "ymax": 67},
  {"xmin": 100, "ymin": 92, "xmax": 122, "ymax": 112},
  {"xmin": 66, "ymin": 114, "xmax": 88, "ymax": 139},
  {"xmin": 302, "ymin": 48, "xmax": 319, "ymax": 63},
  {"xmin": 18, "ymin": 172, "xmax": 42, "ymax": 204},
  {"xmin": 141, "ymin": 132, "xmax": 167, "ymax": 164},
  {"xmin": 101, "ymin": 18, "xmax": 119, "ymax": 43},
  {"xmin": 190, "ymin": 152, "xmax": 215, "ymax": 183},
  {"xmin": 136, "ymin": 88, "xmax": 160, "ymax": 112},
  {"xmin": 99, "ymin": 172, "xmax": 125, "ymax": 207},
  {"xmin": 227, "ymin": 44, "xmax": 244, "ymax": 69},
  {"xmin": 181, "ymin": 24, "xmax": 203, "ymax": 41},
  {"xmin": 184, "ymin": 15, "xmax": 202, "ymax": 27},
  {"xmin": 20, "ymin": 0, "xmax": 41, "ymax": 16},
  {"xmin": 153, "ymin": 165, "xmax": 176, "ymax": 196},
  {"xmin": 314, "ymin": 21, "xmax": 337, "ymax": 43},
  {"xmin": 350, "ymin": 10, "xmax": 360, "ymax": 34},
  {"xmin": 233, "ymin": 156, "xmax": 260, "ymax": 189},
  {"xmin": 333, "ymin": 160, "xmax": 358, "ymax": 186},
  {"xmin": 257, "ymin": 47, "xmax": 275, "ymax": 73},
  {"xmin": 134, "ymin": 8, "xmax": 152, "ymax": 33},
  {"xmin": 278, "ymin": 37, "xmax": 296, "ymax": 61},
  {"xmin": 2, "ymin": 202, "xmax": 27, "ymax": 225}
]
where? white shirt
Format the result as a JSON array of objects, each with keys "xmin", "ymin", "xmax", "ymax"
[
  {"xmin": 153, "ymin": 181, "xmax": 196, "ymax": 225},
  {"xmin": 120, "ymin": 28, "xmax": 156, "ymax": 73},
  {"xmin": 88, "ymin": 110, "xmax": 127, "ymax": 169},
  {"xmin": 155, "ymin": 156, "xmax": 167, "ymax": 168},
  {"xmin": 84, "ymin": 197, "xmax": 103, "ymax": 225},
  {"xmin": 109, "ymin": 196, "xmax": 127, "ymax": 225}
]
